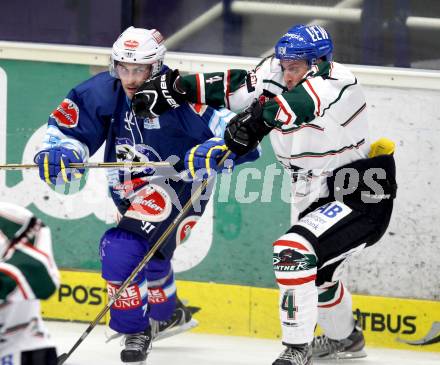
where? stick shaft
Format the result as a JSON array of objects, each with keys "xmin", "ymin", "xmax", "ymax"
[{"xmin": 0, "ymin": 161, "xmax": 170, "ymax": 170}]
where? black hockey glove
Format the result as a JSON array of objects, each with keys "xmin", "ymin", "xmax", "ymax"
[
  {"xmin": 132, "ymin": 69, "xmax": 186, "ymax": 118},
  {"xmin": 224, "ymin": 101, "xmax": 274, "ymax": 156}
]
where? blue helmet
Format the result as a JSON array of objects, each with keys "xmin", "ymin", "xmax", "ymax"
[{"xmin": 274, "ymin": 24, "xmax": 333, "ymax": 65}]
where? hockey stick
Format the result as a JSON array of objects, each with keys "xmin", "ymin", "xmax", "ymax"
[
  {"xmin": 57, "ymin": 151, "xmax": 232, "ymax": 365},
  {"xmin": 0, "ymin": 161, "xmax": 170, "ymax": 170}
]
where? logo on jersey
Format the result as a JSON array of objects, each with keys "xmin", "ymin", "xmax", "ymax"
[
  {"xmin": 115, "ymin": 140, "xmax": 156, "ymax": 176},
  {"xmin": 113, "ymin": 177, "xmax": 147, "ymax": 198},
  {"xmin": 51, "ymin": 98, "xmax": 79, "ymax": 128},
  {"xmin": 176, "ymin": 215, "xmax": 200, "ymax": 246},
  {"xmin": 123, "ymin": 40, "xmax": 139, "ymax": 49},
  {"xmin": 108, "ymin": 283, "xmax": 142, "ymax": 310},
  {"xmin": 125, "ymin": 184, "xmax": 172, "ymax": 222},
  {"xmin": 144, "ymin": 117, "xmax": 161, "ymax": 130}
]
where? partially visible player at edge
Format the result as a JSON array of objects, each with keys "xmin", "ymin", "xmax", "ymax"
[
  {"xmin": 0, "ymin": 202, "xmax": 60, "ymax": 365},
  {"xmin": 132, "ymin": 24, "xmax": 397, "ymax": 365},
  {"xmin": 34, "ymin": 26, "xmax": 259, "ymax": 364}
]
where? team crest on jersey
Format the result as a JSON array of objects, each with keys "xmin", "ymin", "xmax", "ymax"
[
  {"xmin": 125, "ymin": 184, "xmax": 172, "ymax": 222},
  {"xmin": 176, "ymin": 215, "xmax": 200, "ymax": 246},
  {"xmin": 113, "ymin": 177, "xmax": 147, "ymax": 198},
  {"xmin": 123, "ymin": 39, "xmax": 139, "ymax": 49},
  {"xmin": 115, "ymin": 140, "xmax": 157, "ymax": 176},
  {"xmin": 51, "ymin": 98, "xmax": 79, "ymax": 128}
]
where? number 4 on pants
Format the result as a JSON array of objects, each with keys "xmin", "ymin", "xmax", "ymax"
[{"xmin": 281, "ymin": 290, "xmax": 298, "ymax": 320}]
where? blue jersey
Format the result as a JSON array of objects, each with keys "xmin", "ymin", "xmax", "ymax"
[{"xmin": 41, "ymin": 70, "xmax": 260, "ymax": 259}]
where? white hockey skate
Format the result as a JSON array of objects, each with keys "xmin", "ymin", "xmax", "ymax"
[
  {"xmin": 312, "ymin": 323, "xmax": 367, "ymax": 360},
  {"xmin": 150, "ymin": 297, "xmax": 198, "ymax": 341}
]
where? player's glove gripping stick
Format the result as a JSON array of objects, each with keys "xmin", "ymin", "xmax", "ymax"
[{"xmin": 185, "ymin": 137, "xmax": 236, "ymax": 180}]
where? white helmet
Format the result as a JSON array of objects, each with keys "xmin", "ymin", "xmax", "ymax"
[{"xmin": 110, "ymin": 26, "xmax": 167, "ymax": 79}]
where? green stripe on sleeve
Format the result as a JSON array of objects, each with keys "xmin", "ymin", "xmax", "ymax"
[
  {"xmin": 181, "ymin": 72, "xmax": 225, "ymax": 108},
  {"xmin": 318, "ymin": 282, "xmax": 339, "ymax": 303},
  {"xmin": 284, "ymin": 85, "xmax": 316, "ymax": 123},
  {"xmin": 7, "ymin": 250, "xmax": 56, "ymax": 299},
  {"xmin": 181, "ymin": 70, "xmax": 248, "ymax": 108},
  {"xmin": 262, "ymin": 85, "xmax": 316, "ymax": 126},
  {"xmin": 180, "ymin": 74, "xmax": 201, "ymax": 103},
  {"xmin": 0, "ymin": 217, "xmax": 23, "ymax": 240},
  {"xmin": 0, "ymin": 270, "xmax": 19, "ymax": 299},
  {"xmin": 228, "ymin": 69, "xmax": 248, "ymax": 92},
  {"xmin": 314, "ymin": 61, "xmax": 332, "ymax": 78}
]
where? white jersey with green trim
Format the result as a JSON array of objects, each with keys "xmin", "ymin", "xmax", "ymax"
[
  {"xmin": 266, "ymin": 61, "xmax": 369, "ymax": 212},
  {"xmin": 215, "ymin": 58, "xmax": 370, "ymax": 212},
  {"xmin": 183, "ymin": 58, "xmax": 370, "ymax": 212},
  {"xmin": 0, "ymin": 202, "xmax": 59, "ymax": 360}
]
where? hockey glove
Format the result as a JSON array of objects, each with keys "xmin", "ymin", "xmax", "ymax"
[
  {"xmin": 185, "ymin": 138, "xmax": 236, "ymax": 180},
  {"xmin": 132, "ymin": 69, "xmax": 186, "ymax": 118},
  {"xmin": 34, "ymin": 146, "xmax": 84, "ymax": 185},
  {"xmin": 224, "ymin": 101, "xmax": 274, "ymax": 156}
]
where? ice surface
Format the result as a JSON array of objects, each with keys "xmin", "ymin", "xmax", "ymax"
[{"xmin": 48, "ymin": 321, "xmax": 440, "ymax": 365}]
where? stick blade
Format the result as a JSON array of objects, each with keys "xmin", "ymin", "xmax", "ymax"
[{"xmin": 57, "ymin": 353, "xmax": 69, "ymax": 365}]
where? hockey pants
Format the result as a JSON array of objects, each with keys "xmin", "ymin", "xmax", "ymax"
[{"xmin": 99, "ymin": 227, "xmax": 177, "ymax": 334}]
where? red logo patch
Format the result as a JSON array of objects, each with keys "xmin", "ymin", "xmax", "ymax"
[
  {"xmin": 176, "ymin": 216, "xmax": 199, "ymax": 246},
  {"xmin": 148, "ymin": 287, "xmax": 167, "ymax": 304},
  {"xmin": 51, "ymin": 98, "xmax": 79, "ymax": 128},
  {"xmin": 123, "ymin": 39, "xmax": 139, "ymax": 49},
  {"xmin": 108, "ymin": 283, "xmax": 142, "ymax": 310},
  {"xmin": 125, "ymin": 184, "xmax": 172, "ymax": 222}
]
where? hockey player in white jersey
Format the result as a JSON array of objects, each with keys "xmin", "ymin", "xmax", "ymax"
[
  {"xmin": 0, "ymin": 202, "xmax": 60, "ymax": 365},
  {"xmin": 132, "ymin": 24, "xmax": 397, "ymax": 365}
]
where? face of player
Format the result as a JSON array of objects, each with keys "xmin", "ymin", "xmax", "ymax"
[
  {"xmin": 116, "ymin": 62, "xmax": 152, "ymax": 100},
  {"xmin": 280, "ymin": 59, "xmax": 309, "ymax": 91}
]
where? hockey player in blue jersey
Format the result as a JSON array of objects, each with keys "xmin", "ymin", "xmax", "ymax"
[{"xmin": 34, "ymin": 26, "xmax": 259, "ymax": 363}]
